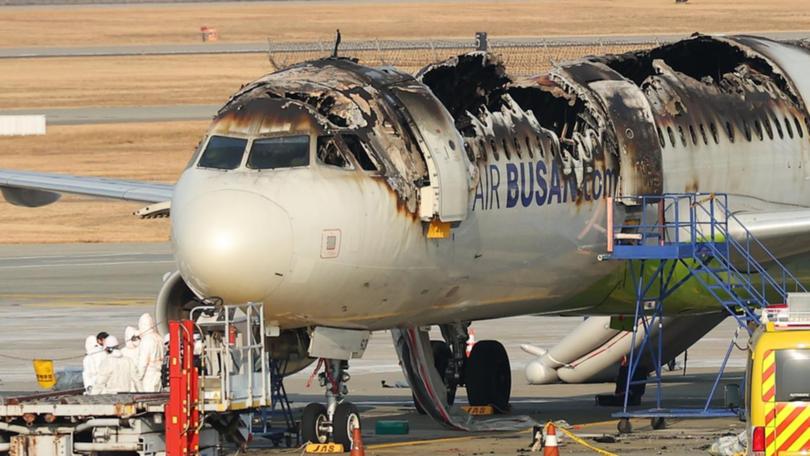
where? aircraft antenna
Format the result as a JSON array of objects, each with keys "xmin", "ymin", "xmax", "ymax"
[{"xmin": 332, "ymin": 29, "xmax": 342, "ymax": 58}]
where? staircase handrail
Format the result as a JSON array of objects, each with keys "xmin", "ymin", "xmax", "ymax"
[{"xmin": 691, "ymin": 194, "xmax": 807, "ymax": 299}]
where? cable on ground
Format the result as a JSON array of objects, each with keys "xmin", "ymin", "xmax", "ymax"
[{"xmin": 552, "ymin": 422, "xmax": 618, "ymax": 456}]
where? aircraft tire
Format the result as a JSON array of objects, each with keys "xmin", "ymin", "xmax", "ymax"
[
  {"xmin": 465, "ymin": 340, "xmax": 511, "ymax": 412},
  {"xmin": 413, "ymin": 340, "xmax": 456, "ymax": 414},
  {"xmin": 651, "ymin": 417, "xmax": 666, "ymax": 430},
  {"xmin": 300, "ymin": 403, "xmax": 329, "ymax": 444},
  {"xmin": 332, "ymin": 402, "xmax": 361, "ymax": 450}
]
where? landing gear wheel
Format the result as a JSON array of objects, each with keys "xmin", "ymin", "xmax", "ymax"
[
  {"xmin": 465, "ymin": 340, "xmax": 511, "ymax": 412},
  {"xmin": 617, "ymin": 418, "xmax": 632, "ymax": 434},
  {"xmin": 300, "ymin": 403, "xmax": 329, "ymax": 444},
  {"xmin": 651, "ymin": 417, "xmax": 666, "ymax": 430},
  {"xmin": 332, "ymin": 402, "xmax": 361, "ymax": 450},
  {"xmin": 413, "ymin": 340, "xmax": 457, "ymax": 414}
]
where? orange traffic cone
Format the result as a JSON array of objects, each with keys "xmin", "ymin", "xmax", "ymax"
[
  {"xmin": 466, "ymin": 329, "xmax": 476, "ymax": 357},
  {"xmin": 543, "ymin": 422, "xmax": 560, "ymax": 456},
  {"xmin": 350, "ymin": 427, "xmax": 365, "ymax": 456}
]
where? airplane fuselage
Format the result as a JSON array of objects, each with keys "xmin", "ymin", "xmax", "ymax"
[{"xmin": 169, "ymin": 35, "xmax": 810, "ymax": 331}]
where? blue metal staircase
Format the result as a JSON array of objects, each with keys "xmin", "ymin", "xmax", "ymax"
[{"xmin": 600, "ymin": 193, "xmax": 807, "ymax": 428}]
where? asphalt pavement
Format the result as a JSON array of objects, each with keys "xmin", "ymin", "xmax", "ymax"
[{"xmin": 0, "ymin": 105, "xmax": 219, "ymax": 125}]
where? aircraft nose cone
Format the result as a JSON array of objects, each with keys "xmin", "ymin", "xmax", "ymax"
[{"xmin": 172, "ymin": 190, "xmax": 293, "ymax": 303}]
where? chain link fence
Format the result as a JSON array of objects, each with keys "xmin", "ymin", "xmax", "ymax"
[{"xmin": 267, "ymin": 37, "xmax": 662, "ymax": 76}]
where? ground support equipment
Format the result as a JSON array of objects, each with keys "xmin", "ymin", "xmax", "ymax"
[
  {"xmin": 250, "ymin": 359, "xmax": 299, "ymax": 447},
  {"xmin": 600, "ymin": 193, "xmax": 806, "ymax": 432},
  {"xmin": 0, "ymin": 302, "xmax": 299, "ymax": 455}
]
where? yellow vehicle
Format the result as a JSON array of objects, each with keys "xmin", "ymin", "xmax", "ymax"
[{"xmin": 746, "ymin": 300, "xmax": 810, "ymax": 456}]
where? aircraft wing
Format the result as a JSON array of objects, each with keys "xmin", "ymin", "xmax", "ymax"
[
  {"xmin": 0, "ymin": 169, "xmax": 173, "ymax": 213},
  {"xmin": 731, "ymin": 210, "xmax": 810, "ymax": 261}
]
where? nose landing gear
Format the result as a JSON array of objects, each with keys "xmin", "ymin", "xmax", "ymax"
[{"xmin": 300, "ymin": 359, "xmax": 361, "ymax": 450}]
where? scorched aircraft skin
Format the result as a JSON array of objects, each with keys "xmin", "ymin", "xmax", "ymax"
[{"xmin": 164, "ymin": 34, "xmax": 810, "ymax": 331}]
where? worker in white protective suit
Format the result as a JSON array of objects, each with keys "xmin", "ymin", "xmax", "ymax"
[
  {"xmin": 82, "ymin": 335, "xmax": 102, "ymax": 394},
  {"xmin": 93, "ymin": 336, "xmax": 141, "ymax": 394},
  {"xmin": 137, "ymin": 313, "xmax": 164, "ymax": 392},
  {"xmin": 121, "ymin": 326, "xmax": 141, "ymax": 365}
]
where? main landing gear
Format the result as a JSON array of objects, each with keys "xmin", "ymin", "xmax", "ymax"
[
  {"xmin": 466, "ymin": 340, "xmax": 511, "ymax": 412},
  {"xmin": 411, "ymin": 323, "xmax": 512, "ymax": 414},
  {"xmin": 300, "ymin": 359, "xmax": 361, "ymax": 449}
]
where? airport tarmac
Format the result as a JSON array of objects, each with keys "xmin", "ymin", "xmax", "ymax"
[
  {"xmin": 0, "ymin": 243, "xmax": 749, "ymax": 454},
  {"xmin": 1, "ymin": 105, "xmax": 219, "ymax": 124}
]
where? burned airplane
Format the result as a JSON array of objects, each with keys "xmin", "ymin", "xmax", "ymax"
[{"xmin": 3, "ymin": 34, "xmax": 810, "ymax": 443}]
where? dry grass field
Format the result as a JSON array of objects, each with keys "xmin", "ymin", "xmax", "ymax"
[
  {"xmin": 1, "ymin": 0, "xmax": 809, "ymax": 48},
  {"xmin": 1, "ymin": 0, "xmax": 808, "ymax": 243},
  {"xmin": 0, "ymin": 122, "xmax": 207, "ymax": 243},
  {"xmin": 0, "ymin": 55, "xmax": 270, "ymax": 109}
]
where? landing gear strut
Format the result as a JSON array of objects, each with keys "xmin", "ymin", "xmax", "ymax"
[
  {"xmin": 412, "ymin": 323, "xmax": 468, "ymax": 414},
  {"xmin": 409, "ymin": 324, "xmax": 512, "ymax": 414},
  {"xmin": 300, "ymin": 359, "xmax": 361, "ymax": 449}
]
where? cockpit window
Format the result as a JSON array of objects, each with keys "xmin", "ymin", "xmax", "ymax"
[
  {"xmin": 342, "ymin": 134, "xmax": 378, "ymax": 171},
  {"xmin": 247, "ymin": 135, "xmax": 310, "ymax": 170},
  {"xmin": 317, "ymin": 136, "xmax": 351, "ymax": 169},
  {"xmin": 198, "ymin": 136, "xmax": 247, "ymax": 170}
]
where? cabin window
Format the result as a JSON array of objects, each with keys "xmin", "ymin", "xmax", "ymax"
[
  {"xmin": 784, "ymin": 117, "xmax": 794, "ymax": 139},
  {"xmin": 502, "ymin": 139, "xmax": 511, "ymax": 160},
  {"xmin": 666, "ymin": 126, "xmax": 676, "ymax": 147},
  {"xmin": 198, "ymin": 135, "xmax": 247, "ymax": 170},
  {"xmin": 247, "ymin": 135, "xmax": 310, "ymax": 170},
  {"xmin": 699, "ymin": 124, "xmax": 709, "ymax": 145},
  {"xmin": 464, "ymin": 141, "xmax": 476, "ymax": 162},
  {"xmin": 725, "ymin": 121, "xmax": 734, "ymax": 143},
  {"xmin": 794, "ymin": 116, "xmax": 804, "ymax": 138},
  {"xmin": 317, "ymin": 136, "xmax": 351, "ymax": 169},
  {"xmin": 490, "ymin": 139, "xmax": 500, "ymax": 161},
  {"xmin": 743, "ymin": 121, "xmax": 752, "ymax": 142},
  {"xmin": 678, "ymin": 126, "xmax": 687, "ymax": 146},
  {"xmin": 341, "ymin": 134, "xmax": 377, "ymax": 171},
  {"xmin": 689, "ymin": 125, "xmax": 698, "ymax": 145},
  {"xmin": 774, "ymin": 115, "xmax": 784, "ymax": 139},
  {"xmin": 709, "ymin": 122, "xmax": 719, "ymax": 144},
  {"xmin": 657, "ymin": 126, "xmax": 666, "ymax": 148},
  {"xmin": 763, "ymin": 117, "xmax": 774, "ymax": 140},
  {"xmin": 754, "ymin": 120, "xmax": 764, "ymax": 141},
  {"xmin": 523, "ymin": 136, "xmax": 534, "ymax": 158}
]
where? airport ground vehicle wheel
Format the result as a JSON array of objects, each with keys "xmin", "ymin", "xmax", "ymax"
[
  {"xmin": 414, "ymin": 340, "xmax": 456, "ymax": 414},
  {"xmin": 651, "ymin": 417, "xmax": 666, "ymax": 430},
  {"xmin": 465, "ymin": 340, "xmax": 511, "ymax": 412},
  {"xmin": 617, "ymin": 418, "xmax": 632, "ymax": 434},
  {"xmin": 300, "ymin": 403, "xmax": 329, "ymax": 444},
  {"xmin": 332, "ymin": 402, "xmax": 361, "ymax": 449}
]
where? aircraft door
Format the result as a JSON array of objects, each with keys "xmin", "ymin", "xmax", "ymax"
[
  {"xmin": 587, "ymin": 80, "xmax": 664, "ymax": 199},
  {"xmin": 391, "ymin": 84, "xmax": 473, "ymax": 223}
]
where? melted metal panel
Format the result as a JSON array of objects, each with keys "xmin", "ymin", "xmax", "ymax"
[{"xmin": 587, "ymin": 79, "xmax": 663, "ymax": 196}]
